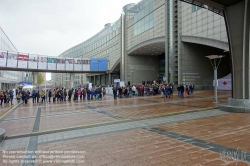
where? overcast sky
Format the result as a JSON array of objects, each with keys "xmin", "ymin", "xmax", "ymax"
[{"xmin": 0, "ymin": 0, "xmax": 140, "ymax": 80}]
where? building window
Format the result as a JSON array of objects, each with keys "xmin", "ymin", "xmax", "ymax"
[{"xmin": 133, "ymin": 0, "xmax": 154, "ymax": 36}]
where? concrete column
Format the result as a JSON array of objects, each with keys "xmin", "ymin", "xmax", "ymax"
[
  {"xmin": 214, "ymin": 67, "xmax": 218, "ymax": 103},
  {"xmin": 224, "ymin": 0, "xmax": 250, "ymax": 99},
  {"xmin": 97, "ymin": 75, "xmax": 99, "ymax": 85},
  {"xmin": 93, "ymin": 75, "xmax": 96, "ymax": 86},
  {"xmin": 70, "ymin": 73, "xmax": 74, "ymax": 88},
  {"xmin": 177, "ymin": 0, "xmax": 182, "ymax": 85},
  {"xmin": 99, "ymin": 75, "xmax": 101, "ymax": 85},
  {"xmin": 165, "ymin": 0, "xmax": 169, "ymax": 83},
  {"xmin": 219, "ymin": 0, "xmax": 250, "ymax": 113},
  {"xmin": 33, "ymin": 72, "xmax": 38, "ymax": 86},
  {"xmin": 121, "ymin": 13, "xmax": 126, "ymax": 82},
  {"xmin": 108, "ymin": 73, "xmax": 112, "ymax": 84}
]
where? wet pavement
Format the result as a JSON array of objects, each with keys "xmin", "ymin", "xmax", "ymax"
[{"xmin": 0, "ymin": 90, "xmax": 249, "ymax": 166}]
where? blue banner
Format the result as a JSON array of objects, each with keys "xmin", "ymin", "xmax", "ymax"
[
  {"xmin": 98, "ymin": 58, "xmax": 107, "ymax": 71},
  {"xmin": 20, "ymin": 81, "xmax": 32, "ymax": 85},
  {"xmin": 90, "ymin": 58, "xmax": 99, "ymax": 71}
]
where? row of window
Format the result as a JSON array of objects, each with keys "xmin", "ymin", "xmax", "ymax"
[
  {"xmin": 94, "ymin": 43, "xmax": 120, "ymax": 58},
  {"xmin": 83, "ymin": 36, "xmax": 119, "ymax": 54},
  {"xmin": 61, "ymin": 19, "xmax": 121, "ymax": 58},
  {"xmin": 134, "ymin": 12, "xmax": 154, "ymax": 36},
  {"xmin": 84, "ymin": 32, "xmax": 119, "ymax": 54},
  {"xmin": 134, "ymin": 0, "xmax": 154, "ymax": 23},
  {"xmin": 62, "ymin": 34, "xmax": 120, "ymax": 59}
]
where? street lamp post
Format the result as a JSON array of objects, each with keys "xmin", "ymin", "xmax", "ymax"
[
  {"xmin": 206, "ymin": 55, "xmax": 225, "ymax": 103},
  {"xmin": 44, "ymin": 80, "xmax": 51, "ymax": 103}
]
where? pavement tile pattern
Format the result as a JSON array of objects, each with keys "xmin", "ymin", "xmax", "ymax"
[
  {"xmin": 156, "ymin": 113, "xmax": 250, "ymax": 153},
  {"xmin": 0, "ymin": 90, "xmax": 249, "ymax": 166}
]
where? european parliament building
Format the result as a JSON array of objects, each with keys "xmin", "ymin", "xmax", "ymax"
[
  {"xmin": 0, "ymin": 27, "xmax": 21, "ymax": 90},
  {"xmin": 52, "ymin": 0, "xmax": 230, "ymax": 89}
]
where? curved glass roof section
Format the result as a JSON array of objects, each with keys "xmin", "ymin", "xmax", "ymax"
[{"xmin": 59, "ymin": 18, "xmax": 121, "ymax": 58}]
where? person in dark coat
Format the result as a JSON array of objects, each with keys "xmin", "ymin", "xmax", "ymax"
[
  {"xmin": 180, "ymin": 84, "xmax": 184, "ymax": 98},
  {"xmin": 87, "ymin": 88, "xmax": 90, "ymax": 100},
  {"xmin": 32, "ymin": 90, "xmax": 37, "ymax": 103},
  {"xmin": 68, "ymin": 89, "xmax": 72, "ymax": 101},
  {"xmin": 118, "ymin": 86, "xmax": 122, "ymax": 98},
  {"xmin": 22, "ymin": 90, "xmax": 28, "ymax": 104},
  {"xmin": 48, "ymin": 90, "xmax": 52, "ymax": 102},
  {"xmin": 0, "ymin": 90, "xmax": 4, "ymax": 105},
  {"xmin": 37, "ymin": 91, "xmax": 40, "ymax": 103},
  {"xmin": 9, "ymin": 90, "xmax": 14, "ymax": 105},
  {"xmin": 112, "ymin": 86, "xmax": 117, "ymax": 100}
]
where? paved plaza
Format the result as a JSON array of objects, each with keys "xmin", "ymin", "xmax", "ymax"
[{"xmin": 0, "ymin": 91, "xmax": 249, "ymax": 166}]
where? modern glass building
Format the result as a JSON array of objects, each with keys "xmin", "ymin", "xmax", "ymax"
[
  {"xmin": 0, "ymin": 27, "xmax": 22, "ymax": 90},
  {"xmin": 53, "ymin": 0, "xmax": 230, "ymax": 89}
]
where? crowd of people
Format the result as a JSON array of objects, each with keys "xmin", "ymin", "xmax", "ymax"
[
  {"xmin": 111, "ymin": 83, "xmax": 195, "ymax": 100},
  {"xmin": 29, "ymin": 86, "xmax": 107, "ymax": 104},
  {"xmin": 0, "ymin": 81, "xmax": 195, "ymax": 106},
  {"xmin": 0, "ymin": 89, "xmax": 14, "ymax": 106}
]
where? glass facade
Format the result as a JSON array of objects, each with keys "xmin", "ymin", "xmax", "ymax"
[
  {"xmin": 54, "ymin": 17, "xmax": 122, "ymax": 87},
  {"xmin": 0, "ymin": 27, "xmax": 22, "ymax": 89},
  {"xmin": 133, "ymin": 0, "xmax": 154, "ymax": 36},
  {"xmin": 59, "ymin": 19, "xmax": 121, "ymax": 59},
  {"xmin": 191, "ymin": 5, "xmax": 201, "ymax": 12}
]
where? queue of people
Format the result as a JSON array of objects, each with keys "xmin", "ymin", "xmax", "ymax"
[
  {"xmin": 111, "ymin": 83, "xmax": 195, "ymax": 100},
  {"xmin": 0, "ymin": 82, "xmax": 195, "ymax": 106},
  {"xmin": 28, "ymin": 86, "xmax": 107, "ymax": 104},
  {"xmin": 0, "ymin": 89, "xmax": 14, "ymax": 106}
]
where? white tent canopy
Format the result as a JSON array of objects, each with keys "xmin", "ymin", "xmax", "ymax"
[{"xmin": 216, "ymin": 73, "xmax": 232, "ymax": 90}]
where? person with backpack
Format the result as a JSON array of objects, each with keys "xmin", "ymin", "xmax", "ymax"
[
  {"xmin": 6, "ymin": 91, "xmax": 10, "ymax": 103},
  {"xmin": 16, "ymin": 90, "xmax": 21, "ymax": 104},
  {"xmin": 180, "ymin": 84, "xmax": 184, "ymax": 98},
  {"xmin": 57, "ymin": 89, "xmax": 62, "ymax": 102},
  {"xmin": 52, "ymin": 89, "xmax": 56, "ymax": 102},
  {"xmin": 37, "ymin": 90, "xmax": 40, "ymax": 103},
  {"xmin": 9, "ymin": 90, "xmax": 14, "ymax": 105},
  {"xmin": 32, "ymin": 90, "xmax": 37, "ymax": 103},
  {"xmin": 3, "ymin": 90, "xmax": 7, "ymax": 104},
  {"xmin": 22, "ymin": 90, "xmax": 28, "ymax": 104},
  {"xmin": 140, "ymin": 86, "xmax": 144, "ymax": 96},
  {"xmin": 118, "ymin": 86, "xmax": 122, "ymax": 98},
  {"xmin": 91, "ymin": 89, "xmax": 95, "ymax": 100},
  {"xmin": 87, "ymin": 88, "xmax": 91, "ymax": 100},
  {"xmin": 63, "ymin": 89, "xmax": 67, "ymax": 101},
  {"xmin": 41, "ymin": 90, "xmax": 45, "ymax": 103},
  {"xmin": 165, "ymin": 85, "xmax": 169, "ymax": 98},
  {"xmin": 82, "ymin": 88, "xmax": 86, "ymax": 100},
  {"xmin": 74, "ymin": 89, "xmax": 78, "ymax": 101},
  {"xmin": 0, "ymin": 90, "xmax": 4, "ymax": 106},
  {"xmin": 68, "ymin": 88, "xmax": 72, "ymax": 101}
]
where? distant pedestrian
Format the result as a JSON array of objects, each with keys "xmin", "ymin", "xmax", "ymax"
[
  {"xmin": 9, "ymin": 90, "xmax": 14, "ymax": 105},
  {"xmin": 113, "ymin": 86, "xmax": 117, "ymax": 100}
]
